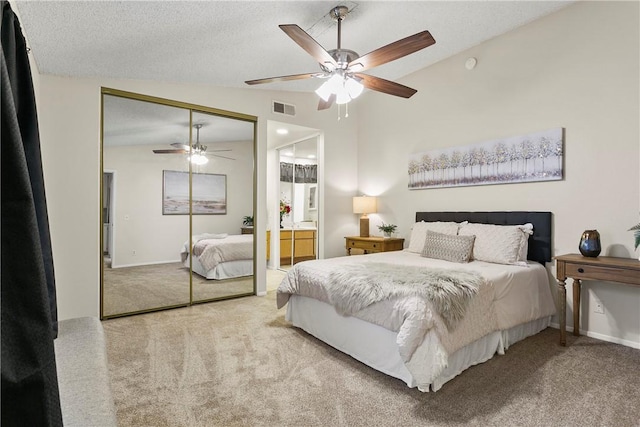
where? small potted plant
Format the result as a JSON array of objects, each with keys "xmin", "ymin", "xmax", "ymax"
[
  {"xmin": 629, "ymin": 222, "xmax": 640, "ymax": 260},
  {"xmin": 378, "ymin": 222, "xmax": 397, "ymax": 238},
  {"xmin": 242, "ymin": 215, "xmax": 254, "ymax": 227}
]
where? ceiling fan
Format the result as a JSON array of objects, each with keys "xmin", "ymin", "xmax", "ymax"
[
  {"xmin": 245, "ymin": 5, "xmax": 436, "ymax": 110},
  {"xmin": 152, "ymin": 124, "xmax": 235, "ymax": 164}
]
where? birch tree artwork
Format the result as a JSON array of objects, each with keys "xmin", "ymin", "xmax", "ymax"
[{"xmin": 408, "ymin": 128, "xmax": 563, "ymax": 189}]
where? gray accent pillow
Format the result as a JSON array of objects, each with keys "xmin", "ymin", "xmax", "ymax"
[{"xmin": 422, "ymin": 231, "xmax": 476, "ymax": 263}]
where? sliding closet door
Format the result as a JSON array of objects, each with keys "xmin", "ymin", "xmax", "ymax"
[
  {"xmin": 101, "ymin": 93, "xmax": 191, "ymax": 317},
  {"xmin": 190, "ymin": 110, "xmax": 255, "ymax": 302},
  {"xmin": 101, "ymin": 88, "xmax": 257, "ymax": 318}
]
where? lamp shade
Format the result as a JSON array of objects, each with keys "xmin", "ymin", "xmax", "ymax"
[{"xmin": 352, "ymin": 196, "xmax": 377, "ymax": 214}]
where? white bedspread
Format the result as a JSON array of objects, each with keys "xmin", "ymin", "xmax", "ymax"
[
  {"xmin": 277, "ymin": 251, "xmax": 556, "ymax": 388},
  {"xmin": 181, "ymin": 234, "xmax": 253, "ymax": 271}
]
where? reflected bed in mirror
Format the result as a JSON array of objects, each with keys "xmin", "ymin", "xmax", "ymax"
[
  {"xmin": 181, "ymin": 233, "xmax": 253, "ymax": 279},
  {"xmin": 101, "ymin": 88, "xmax": 256, "ymax": 318}
]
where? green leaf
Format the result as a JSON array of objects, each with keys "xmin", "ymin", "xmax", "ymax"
[{"xmin": 628, "ymin": 223, "xmax": 640, "ymax": 250}]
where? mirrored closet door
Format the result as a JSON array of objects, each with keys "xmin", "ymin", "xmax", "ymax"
[
  {"xmin": 190, "ymin": 110, "xmax": 255, "ymax": 303},
  {"xmin": 101, "ymin": 88, "xmax": 256, "ymax": 319}
]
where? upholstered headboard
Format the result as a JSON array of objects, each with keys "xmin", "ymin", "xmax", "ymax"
[{"xmin": 415, "ymin": 211, "xmax": 553, "ymax": 264}]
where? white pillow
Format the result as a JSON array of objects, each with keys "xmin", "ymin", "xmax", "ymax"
[
  {"xmin": 406, "ymin": 221, "xmax": 460, "ymax": 253},
  {"xmin": 517, "ymin": 223, "xmax": 533, "ymax": 262},
  {"xmin": 458, "ymin": 223, "xmax": 533, "ymax": 265}
]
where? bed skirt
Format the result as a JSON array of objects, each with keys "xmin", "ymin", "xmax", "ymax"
[
  {"xmin": 286, "ymin": 295, "xmax": 551, "ymax": 392},
  {"xmin": 186, "ymin": 255, "xmax": 253, "ymax": 280}
]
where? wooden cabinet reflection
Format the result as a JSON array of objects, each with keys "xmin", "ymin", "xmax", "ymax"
[{"xmin": 267, "ymin": 229, "xmax": 316, "ymax": 266}]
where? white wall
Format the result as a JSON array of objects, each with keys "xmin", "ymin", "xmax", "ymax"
[
  {"xmin": 35, "ymin": 75, "xmax": 358, "ymax": 319},
  {"xmin": 104, "ymin": 144, "xmax": 189, "ymax": 267},
  {"xmin": 356, "ymin": 2, "xmax": 640, "ymax": 347}
]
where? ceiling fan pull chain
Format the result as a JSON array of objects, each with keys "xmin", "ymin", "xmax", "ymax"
[{"xmin": 345, "ymin": 102, "xmax": 349, "ymax": 118}]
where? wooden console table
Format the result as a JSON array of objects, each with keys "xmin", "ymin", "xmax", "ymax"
[{"xmin": 555, "ymin": 254, "xmax": 640, "ymax": 346}]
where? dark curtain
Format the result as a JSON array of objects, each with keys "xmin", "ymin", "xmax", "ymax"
[
  {"xmin": 280, "ymin": 162, "xmax": 317, "ymax": 184},
  {"xmin": 1, "ymin": 1, "xmax": 63, "ymax": 425}
]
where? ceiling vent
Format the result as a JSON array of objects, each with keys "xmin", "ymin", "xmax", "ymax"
[{"xmin": 272, "ymin": 101, "xmax": 296, "ymax": 116}]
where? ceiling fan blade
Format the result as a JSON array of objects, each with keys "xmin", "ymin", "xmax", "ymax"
[
  {"xmin": 245, "ymin": 72, "xmax": 318, "ymax": 85},
  {"xmin": 209, "ymin": 149, "xmax": 232, "ymax": 153},
  {"xmin": 170, "ymin": 142, "xmax": 190, "ymax": 150},
  {"xmin": 153, "ymin": 149, "xmax": 187, "ymax": 154},
  {"xmin": 279, "ymin": 24, "xmax": 337, "ymax": 68},
  {"xmin": 348, "ymin": 30, "xmax": 435, "ymax": 72},
  {"xmin": 211, "ymin": 154, "xmax": 236, "ymax": 160},
  {"xmin": 355, "ymin": 74, "xmax": 417, "ymax": 98},
  {"xmin": 317, "ymin": 93, "xmax": 336, "ymax": 110}
]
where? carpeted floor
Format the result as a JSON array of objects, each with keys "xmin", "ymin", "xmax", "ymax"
[
  {"xmin": 103, "ymin": 262, "xmax": 254, "ymax": 317},
  {"xmin": 102, "ymin": 275, "xmax": 640, "ymax": 427}
]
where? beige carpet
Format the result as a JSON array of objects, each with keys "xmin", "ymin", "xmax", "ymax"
[
  {"xmin": 103, "ymin": 283, "xmax": 640, "ymax": 427},
  {"xmin": 103, "ymin": 262, "xmax": 254, "ymax": 317}
]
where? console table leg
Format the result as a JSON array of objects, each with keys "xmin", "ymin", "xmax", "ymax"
[
  {"xmin": 573, "ymin": 279, "xmax": 581, "ymax": 337},
  {"xmin": 558, "ymin": 279, "xmax": 567, "ymax": 346}
]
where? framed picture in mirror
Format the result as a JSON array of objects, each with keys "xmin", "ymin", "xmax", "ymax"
[
  {"xmin": 308, "ymin": 185, "xmax": 317, "ymax": 211},
  {"xmin": 163, "ymin": 170, "xmax": 227, "ymax": 215}
]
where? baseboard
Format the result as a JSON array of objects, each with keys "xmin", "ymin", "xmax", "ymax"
[
  {"xmin": 110, "ymin": 259, "xmax": 182, "ymax": 269},
  {"xmin": 549, "ymin": 322, "xmax": 640, "ymax": 349},
  {"xmin": 256, "ymin": 291, "xmax": 267, "ymax": 296}
]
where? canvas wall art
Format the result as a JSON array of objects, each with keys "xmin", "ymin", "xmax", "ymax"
[
  {"xmin": 163, "ymin": 170, "xmax": 227, "ymax": 215},
  {"xmin": 408, "ymin": 128, "xmax": 564, "ymax": 190}
]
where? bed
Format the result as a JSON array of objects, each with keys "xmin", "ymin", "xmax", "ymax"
[
  {"xmin": 181, "ymin": 233, "xmax": 253, "ymax": 280},
  {"xmin": 277, "ymin": 211, "xmax": 556, "ymax": 392}
]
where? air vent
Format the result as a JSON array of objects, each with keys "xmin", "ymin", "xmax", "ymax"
[{"xmin": 272, "ymin": 101, "xmax": 296, "ymax": 116}]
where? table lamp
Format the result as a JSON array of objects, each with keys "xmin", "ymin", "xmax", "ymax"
[{"xmin": 352, "ymin": 196, "xmax": 377, "ymax": 237}]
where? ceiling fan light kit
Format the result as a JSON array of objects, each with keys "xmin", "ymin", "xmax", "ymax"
[
  {"xmin": 152, "ymin": 123, "xmax": 236, "ymax": 163},
  {"xmin": 189, "ymin": 153, "xmax": 208, "ymax": 165},
  {"xmin": 315, "ymin": 72, "xmax": 363, "ymax": 104},
  {"xmin": 245, "ymin": 5, "xmax": 436, "ymax": 112}
]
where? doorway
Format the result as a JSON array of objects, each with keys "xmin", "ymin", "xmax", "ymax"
[
  {"xmin": 278, "ymin": 138, "xmax": 318, "ymax": 269},
  {"xmin": 266, "ymin": 120, "xmax": 322, "ymax": 271}
]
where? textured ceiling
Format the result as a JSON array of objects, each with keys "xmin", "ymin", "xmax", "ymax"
[{"xmin": 16, "ymin": 1, "xmax": 573, "ymax": 94}]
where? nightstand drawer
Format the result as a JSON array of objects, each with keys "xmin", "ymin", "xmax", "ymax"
[
  {"xmin": 565, "ymin": 263, "xmax": 640, "ymax": 285},
  {"xmin": 349, "ymin": 239, "xmax": 381, "ymax": 252},
  {"xmin": 345, "ymin": 236, "xmax": 404, "ymax": 255}
]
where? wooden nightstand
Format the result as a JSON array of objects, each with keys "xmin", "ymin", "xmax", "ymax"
[
  {"xmin": 345, "ymin": 236, "xmax": 404, "ymax": 255},
  {"xmin": 555, "ymin": 254, "xmax": 640, "ymax": 346}
]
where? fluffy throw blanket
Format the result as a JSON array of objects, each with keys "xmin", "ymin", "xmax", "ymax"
[{"xmin": 327, "ymin": 263, "xmax": 483, "ymax": 331}]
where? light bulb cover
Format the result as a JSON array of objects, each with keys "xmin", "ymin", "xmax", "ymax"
[
  {"xmin": 345, "ymin": 77, "xmax": 363, "ymax": 99},
  {"xmin": 190, "ymin": 154, "xmax": 208, "ymax": 165},
  {"xmin": 326, "ymin": 73, "xmax": 343, "ymax": 92},
  {"xmin": 335, "ymin": 89, "xmax": 351, "ymax": 105},
  {"xmin": 315, "ymin": 80, "xmax": 333, "ymax": 102}
]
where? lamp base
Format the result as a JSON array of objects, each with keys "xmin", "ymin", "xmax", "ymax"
[{"xmin": 359, "ymin": 216, "xmax": 369, "ymax": 237}]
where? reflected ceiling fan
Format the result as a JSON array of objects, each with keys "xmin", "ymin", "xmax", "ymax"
[
  {"xmin": 153, "ymin": 124, "xmax": 235, "ymax": 165},
  {"xmin": 245, "ymin": 5, "xmax": 436, "ymax": 110}
]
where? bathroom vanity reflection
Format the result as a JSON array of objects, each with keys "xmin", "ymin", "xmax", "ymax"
[{"xmin": 267, "ymin": 226, "xmax": 317, "ymax": 266}]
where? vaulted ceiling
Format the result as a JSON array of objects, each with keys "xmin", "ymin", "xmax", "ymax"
[{"xmin": 16, "ymin": 1, "xmax": 573, "ymax": 94}]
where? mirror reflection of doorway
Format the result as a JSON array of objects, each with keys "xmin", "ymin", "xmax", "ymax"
[
  {"xmin": 102, "ymin": 171, "xmax": 115, "ymax": 267},
  {"xmin": 277, "ymin": 138, "xmax": 318, "ymax": 270}
]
